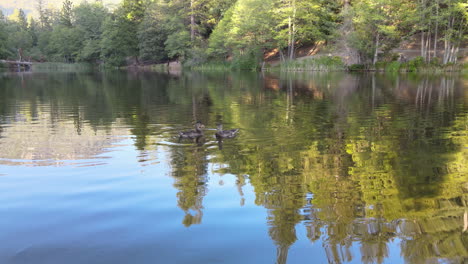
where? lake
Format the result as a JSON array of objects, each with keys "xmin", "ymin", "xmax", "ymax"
[{"xmin": 0, "ymin": 70, "xmax": 467, "ymax": 264}]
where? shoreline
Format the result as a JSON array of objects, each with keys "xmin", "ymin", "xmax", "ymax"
[{"xmin": 4, "ymin": 59, "xmax": 466, "ymax": 74}]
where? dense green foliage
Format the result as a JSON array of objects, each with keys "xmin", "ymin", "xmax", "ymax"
[{"xmin": 0, "ymin": 0, "xmax": 466, "ymax": 67}]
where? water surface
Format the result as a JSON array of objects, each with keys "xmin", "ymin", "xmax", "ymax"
[{"xmin": 0, "ymin": 71, "xmax": 467, "ymax": 264}]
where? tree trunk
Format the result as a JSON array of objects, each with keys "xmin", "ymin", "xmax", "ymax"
[
  {"xmin": 443, "ymin": 20, "xmax": 449, "ymax": 64},
  {"xmin": 276, "ymin": 245, "xmax": 290, "ymax": 264},
  {"xmin": 192, "ymin": 93, "xmax": 197, "ymax": 121},
  {"xmin": 424, "ymin": 29, "xmax": 431, "ymax": 62},
  {"xmin": 443, "ymin": 17, "xmax": 455, "ymax": 64},
  {"xmin": 287, "ymin": 13, "xmax": 291, "ymax": 59},
  {"xmin": 452, "ymin": 22, "xmax": 464, "ymax": 63},
  {"xmin": 339, "ymin": 0, "xmax": 359, "ymax": 65},
  {"xmin": 344, "ymin": 0, "xmax": 351, "ymax": 9},
  {"xmin": 421, "ymin": 31, "xmax": 425, "ymax": 59},
  {"xmin": 279, "ymin": 49, "xmax": 285, "ymax": 62},
  {"xmin": 289, "ymin": 31, "xmax": 295, "ymax": 60},
  {"xmin": 448, "ymin": 44, "xmax": 456, "ymax": 63},
  {"xmin": 453, "ymin": 46, "xmax": 459, "ymax": 63},
  {"xmin": 433, "ymin": 1, "xmax": 438, "ymax": 59},
  {"xmin": 190, "ymin": 0, "xmax": 195, "ymax": 42},
  {"xmin": 18, "ymin": 48, "xmax": 23, "ymax": 62},
  {"xmin": 372, "ymin": 74, "xmax": 375, "ymax": 109},
  {"xmin": 289, "ymin": 0, "xmax": 296, "ymax": 60},
  {"xmin": 463, "ymin": 210, "xmax": 467, "ymax": 232},
  {"xmin": 373, "ymin": 32, "xmax": 380, "ymax": 65},
  {"xmin": 420, "ymin": 0, "xmax": 424, "ymax": 58},
  {"xmin": 443, "ymin": 39, "xmax": 449, "ymax": 64}
]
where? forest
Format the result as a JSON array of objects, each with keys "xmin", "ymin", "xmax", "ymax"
[{"xmin": 0, "ymin": 0, "xmax": 466, "ymax": 68}]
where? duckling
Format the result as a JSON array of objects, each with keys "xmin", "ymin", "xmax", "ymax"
[
  {"xmin": 179, "ymin": 122, "xmax": 205, "ymax": 138},
  {"xmin": 215, "ymin": 124, "xmax": 239, "ymax": 139}
]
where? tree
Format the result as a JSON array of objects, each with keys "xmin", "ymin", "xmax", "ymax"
[
  {"xmin": 60, "ymin": 0, "xmax": 73, "ymax": 27},
  {"xmin": 411, "ymin": 0, "xmax": 466, "ymax": 64},
  {"xmin": 6, "ymin": 9, "xmax": 34, "ymax": 61},
  {"xmin": 415, "ymin": 0, "xmax": 440, "ymax": 62},
  {"xmin": 101, "ymin": 0, "xmax": 148, "ymax": 64},
  {"xmin": 165, "ymin": 24, "xmax": 191, "ymax": 60},
  {"xmin": 100, "ymin": 8, "xmax": 139, "ymax": 66},
  {"xmin": 136, "ymin": 0, "xmax": 194, "ymax": 62},
  {"xmin": 47, "ymin": 26, "xmax": 84, "ymax": 62},
  {"xmin": 231, "ymin": 0, "xmax": 276, "ymax": 50},
  {"xmin": 207, "ymin": 7, "xmax": 234, "ymax": 58},
  {"xmin": 439, "ymin": 0, "xmax": 467, "ymax": 64},
  {"xmin": 29, "ymin": 18, "xmax": 39, "ymax": 46},
  {"xmin": 137, "ymin": 1, "xmax": 170, "ymax": 63},
  {"xmin": 9, "ymin": 9, "xmax": 28, "ymax": 30},
  {"xmin": 122, "ymin": 0, "xmax": 146, "ymax": 23},
  {"xmin": 74, "ymin": 2, "xmax": 109, "ymax": 62},
  {"xmin": 194, "ymin": 0, "xmax": 236, "ymax": 38},
  {"xmin": 351, "ymin": 0, "xmax": 413, "ymax": 65},
  {"xmin": 274, "ymin": 0, "xmax": 339, "ymax": 60},
  {"xmin": 209, "ymin": 0, "xmax": 276, "ymax": 67},
  {"xmin": 0, "ymin": 11, "xmax": 11, "ymax": 59},
  {"xmin": 37, "ymin": 0, "xmax": 51, "ymax": 30}
]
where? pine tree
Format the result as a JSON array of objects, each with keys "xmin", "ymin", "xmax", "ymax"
[
  {"xmin": 0, "ymin": 10, "xmax": 10, "ymax": 58},
  {"xmin": 60, "ymin": 0, "xmax": 73, "ymax": 27},
  {"xmin": 36, "ymin": 0, "xmax": 51, "ymax": 29},
  {"xmin": 29, "ymin": 18, "xmax": 39, "ymax": 46},
  {"xmin": 10, "ymin": 9, "xmax": 28, "ymax": 30}
]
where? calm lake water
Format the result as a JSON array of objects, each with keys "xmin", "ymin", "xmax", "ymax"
[{"xmin": 0, "ymin": 71, "xmax": 466, "ymax": 264}]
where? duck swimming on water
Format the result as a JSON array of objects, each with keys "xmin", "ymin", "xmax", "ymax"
[
  {"xmin": 215, "ymin": 124, "xmax": 239, "ymax": 139},
  {"xmin": 179, "ymin": 122, "xmax": 205, "ymax": 138}
]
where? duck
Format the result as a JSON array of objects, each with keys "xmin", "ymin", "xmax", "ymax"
[
  {"xmin": 215, "ymin": 124, "xmax": 239, "ymax": 139},
  {"xmin": 179, "ymin": 122, "xmax": 205, "ymax": 138}
]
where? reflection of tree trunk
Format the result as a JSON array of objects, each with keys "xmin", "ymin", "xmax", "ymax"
[
  {"xmin": 183, "ymin": 209, "xmax": 203, "ymax": 227},
  {"xmin": 415, "ymin": 80, "xmax": 422, "ymax": 108},
  {"xmin": 325, "ymin": 244, "xmax": 342, "ymax": 264},
  {"xmin": 286, "ymin": 77, "xmax": 293, "ymax": 123},
  {"xmin": 426, "ymin": 81, "xmax": 432, "ymax": 116},
  {"xmin": 192, "ymin": 92, "xmax": 197, "ymax": 121},
  {"xmin": 287, "ymin": 8, "xmax": 292, "ymax": 59},
  {"xmin": 236, "ymin": 177, "xmax": 245, "ymax": 197},
  {"xmin": 437, "ymin": 77, "xmax": 455, "ymax": 110},
  {"xmin": 463, "ymin": 210, "xmax": 467, "ymax": 232},
  {"xmin": 217, "ymin": 139, "xmax": 223, "ymax": 150},
  {"xmin": 372, "ymin": 74, "xmax": 375, "ymax": 110},
  {"xmin": 276, "ymin": 244, "xmax": 289, "ymax": 264},
  {"xmin": 235, "ymin": 175, "xmax": 246, "ymax": 206}
]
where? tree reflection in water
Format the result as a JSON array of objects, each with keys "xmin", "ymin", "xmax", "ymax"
[{"xmin": 0, "ymin": 71, "xmax": 466, "ymax": 263}]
